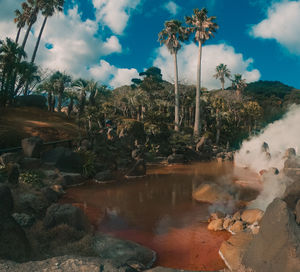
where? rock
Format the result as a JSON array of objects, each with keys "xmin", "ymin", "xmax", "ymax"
[
  {"xmin": 12, "ymin": 213, "xmax": 35, "ymax": 228},
  {"xmin": 16, "ymin": 193, "xmax": 49, "ymax": 218},
  {"xmin": 0, "ymin": 216, "xmax": 31, "ymax": 262},
  {"xmin": 55, "ymin": 151, "xmax": 83, "ymax": 173},
  {"xmin": 41, "ymin": 187, "xmax": 60, "ymax": 203},
  {"xmin": 21, "ymin": 136, "xmax": 43, "ymax": 158},
  {"xmin": 42, "ymin": 147, "xmax": 69, "ymax": 164},
  {"xmin": 43, "ymin": 203, "xmax": 89, "ymax": 231},
  {"xmin": 223, "ymin": 217, "xmax": 234, "ymax": 230},
  {"xmin": 0, "ymin": 185, "xmax": 14, "ymax": 216},
  {"xmin": 19, "ymin": 157, "xmax": 42, "ymax": 170},
  {"xmin": 192, "ymin": 183, "xmax": 234, "ymax": 204},
  {"xmin": 0, "ymin": 255, "xmax": 134, "ymax": 272},
  {"xmin": 126, "ymin": 159, "xmax": 146, "ymax": 177},
  {"xmin": 219, "ymin": 231, "xmax": 254, "ymax": 272},
  {"xmin": 208, "ymin": 219, "xmax": 224, "ymax": 231},
  {"xmin": 132, "ymin": 148, "xmax": 144, "ymax": 160},
  {"xmin": 167, "ymin": 154, "xmax": 185, "ymax": 164},
  {"xmin": 7, "ymin": 163, "xmax": 19, "ymax": 185},
  {"xmin": 210, "ymin": 211, "xmax": 225, "ymax": 221},
  {"xmin": 284, "ymin": 156, "xmax": 300, "ymax": 169},
  {"xmin": 282, "ymin": 180, "xmax": 300, "ymax": 210},
  {"xmin": 242, "ymin": 198, "xmax": 300, "ymax": 272},
  {"xmin": 241, "ymin": 209, "xmax": 264, "ymax": 224},
  {"xmin": 57, "ymin": 173, "xmax": 85, "ymax": 188},
  {"xmin": 229, "ymin": 221, "xmax": 244, "ymax": 234},
  {"xmin": 232, "ymin": 211, "xmax": 241, "ymax": 221},
  {"xmin": 92, "ymin": 234, "xmax": 156, "ymax": 269},
  {"xmin": 95, "ymin": 170, "xmax": 114, "ymax": 182},
  {"xmin": 261, "ymin": 142, "xmax": 269, "ymax": 153},
  {"xmin": 51, "ymin": 184, "xmax": 65, "ymax": 194},
  {"xmin": 0, "ymin": 153, "xmax": 19, "ymax": 166},
  {"xmin": 285, "ymin": 148, "xmax": 296, "ymax": 158},
  {"xmin": 296, "ymin": 199, "xmax": 300, "ymax": 224}
]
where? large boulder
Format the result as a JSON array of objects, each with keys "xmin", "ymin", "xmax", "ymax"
[
  {"xmin": 192, "ymin": 183, "xmax": 234, "ymax": 204},
  {"xmin": 242, "ymin": 198, "xmax": 300, "ymax": 272},
  {"xmin": 92, "ymin": 234, "xmax": 156, "ymax": 270},
  {"xmin": 0, "ymin": 185, "xmax": 14, "ymax": 216},
  {"xmin": 21, "ymin": 137, "xmax": 43, "ymax": 158},
  {"xmin": 42, "ymin": 146, "xmax": 69, "ymax": 164},
  {"xmin": 0, "ymin": 216, "xmax": 31, "ymax": 262},
  {"xmin": 55, "ymin": 150, "xmax": 83, "ymax": 173},
  {"xmin": 126, "ymin": 159, "xmax": 146, "ymax": 177},
  {"xmin": 219, "ymin": 231, "xmax": 254, "ymax": 272},
  {"xmin": 43, "ymin": 203, "xmax": 89, "ymax": 231},
  {"xmin": 0, "ymin": 255, "xmax": 140, "ymax": 272}
]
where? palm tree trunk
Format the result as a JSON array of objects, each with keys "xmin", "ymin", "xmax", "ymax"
[
  {"xmin": 21, "ymin": 21, "xmax": 34, "ymax": 52},
  {"xmin": 221, "ymin": 79, "xmax": 224, "ymax": 91},
  {"xmin": 57, "ymin": 92, "xmax": 62, "ymax": 112},
  {"xmin": 15, "ymin": 27, "xmax": 22, "ymax": 44},
  {"xmin": 31, "ymin": 16, "xmax": 48, "ymax": 63},
  {"xmin": 174, "ymin": 53, "xmax": 179, "ymax": 132},
  {"xmin": 194, "ymin": 41, "xmax": 202, "ymax": 137}
]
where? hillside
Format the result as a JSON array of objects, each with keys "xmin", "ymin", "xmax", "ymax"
[{"xmin": 0, "ymin": 107, "xmax": 82, "ymax": 149}]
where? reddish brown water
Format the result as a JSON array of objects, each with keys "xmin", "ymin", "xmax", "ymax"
[{"xmin": 62, "ymin": 162, "xmax": 255, "ymax": 271}]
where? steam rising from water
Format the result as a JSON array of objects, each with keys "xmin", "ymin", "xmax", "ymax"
[
  {"xmin": 234, "ymin": 105, "xmax": 300, "ymax": 210},
  {"xmin": 235, "ymin": 105, "xmax": 300, "ymax": 172}
]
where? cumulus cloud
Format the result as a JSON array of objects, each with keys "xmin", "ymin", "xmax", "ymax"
[
  {"xmin": 153, "ymin": 43, "xmax": 261, "ymax": 90},
  {"xmin": 93, "ymin": 0, "xmax": 142, "ymax": 35},
  {"xmin": 250, "ymin": 1, "xmax": 300, "ymax": 55},
  {"xmin": 163, "ymin": 1, "xmax": 181, "ymax": 16},
  {"xmin": 89, "ymin": 60, "xmax": 139, "ymax": 88}
]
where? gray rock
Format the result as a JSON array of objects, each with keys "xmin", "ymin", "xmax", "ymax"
[
  {"xmin": 126, "ymin": 159, "xmax": 146, "ymax": 177},
  {"xmin": 19, "ymin": 157, "xmax": 42, "ymax": 170},
  {"xmin": 7, "ymin": 163, "xmax": 19, "ymax": 185},
  {"xmin": 42, "ymin": 147, "xmax": 69, "ymax": 164},
  {"xmin": 95, "ymin": 170, "xmax": 114, "ymax": 182},
  {"xmin": 16, "ymin": 193, "xmax": 49, "ymax": 218},
  {"xmin": 0, "ymin": 216, "xmax": 31, "ymax": 262},
  {"xmin": 92, "ymin": 234, "xmax": 156, "ymax": 270},
  {"xmin": 21, "ymin": 137, "xmax": 43, "ymax": 158},
  {"xmin": 43, "ymin": 203, "xmax": 89, "ymax": 231},
  {"xmin": 242, "ymin": 198, "xmax": 300, "ymax": 272},
  {"xmin": 0, "ymin": 255, "xmax": 134, "ymax": 272},
  {"xmin": 282, "ymin": 180, "xmax": 300, "ymax": 210},
  {"xmin": 41, "ymin": 187, "xmax": 60, "ymax": 203},
  {"xmin": 0, "ymin": 153, "xmax": 19, "ymax": 167},
  {"xmin": 0, "ymin": 185, "xmax": 14, "ymax": 216},
  {"xmin": 57, "ymin": 172, "xmax": 85, "ymax": 188},
  {"xmin": 12, "ymin": 213, "xmax": 35, "ymax": 228},
  {"xmin": 55, "ymin": 150, "xmax": 83, "ymax": 173}
]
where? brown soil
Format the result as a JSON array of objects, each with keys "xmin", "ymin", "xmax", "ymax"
[{"xmin": 0, "ymin": 107, "xmax": 84, "ymax": 148}]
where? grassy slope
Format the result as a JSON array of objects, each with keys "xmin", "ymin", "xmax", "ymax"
[{"xmin": 0, "ymin": 107, "xmax": 82, "ymax": 148}]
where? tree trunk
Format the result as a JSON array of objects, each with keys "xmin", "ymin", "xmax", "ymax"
[
  {"xmin": 193, "ymin": 41, "xmax": 202, "ymax": 137},
  {"xmin": 31, "ymin": 16, "xmax": 47, "ymax": 63},
  {"xmin": 174, "ymin": 53, "xmax": 179, "ymax": 132},
  {"xmin": 57, "ymin": 91, "xmax": 62, "ymax": 112},
  {"xmin": 21, "ymin": 21, "xmax": 34, "ymax": 52},
  {"xmin": 216, "ymin": 109, "xmax": 220, "ymax": 145},
  {"xmin": 15, "ymin": 27, "xmax": 22, "ymax": 44},
  {"xmin": 67, "ymin": 97, "xmax": 73, "ymax": 117},
  {"xmin": 221, "ymin": 79, "xmax": 225, "ymax": 91},
  {"xmin": 47, "ymin": 92, "xmax": 52, "ymax": 111}
]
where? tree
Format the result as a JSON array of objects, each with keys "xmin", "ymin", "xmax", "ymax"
[
  {"xmin": 232, "ymin": 74, "xmax": 247, "ymax": 98},
  {"xmin": 31, "ymin": 0, "xmax": 64, "ymax": 64},
  {"xmin": 158, "ymin": 20, "xmax": 188, "ymax": 131},
  {"xmin": 214, "ymin": 63, "xmax": 231, "ymax": 91},
  {"xmin": 14, "ymin": 7, "xmax": 27, "ymax": 43},
  {"xmin": 50, "ymin": 71, "xmax": 71, "ymax": 112},
  {"xmin": 185, "ymin": 8, "xmax": 218, "ymax": 137}
]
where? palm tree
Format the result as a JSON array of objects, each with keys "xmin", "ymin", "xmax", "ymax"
[
  {"xmin": 31, "ymin": 0, "xmax": 64, "ymax": 64},
  {"xmin": 14, "ymin": 8, "xmax": 26, "ymax": 43},
  {"xmin": 232, "ymin": 74, "xmax": 247, "ymax": 98},
  {"xmin": 0, "ymin": 38, "xmax": 27, "ymax": 106},
  {"xmin": 158, "ymin": 20, "xmax": 187, "ymax": 131},
  {"xmin": 185, "ymin": 8, "xmax": 218, "ymax": 137},
  {"xmin": 214, "ymin": 63, "xmax": 231, "ymax": 91},
  {"xmin": 37, "ymin": 79, "xmax": 54, "ymax": 111}
]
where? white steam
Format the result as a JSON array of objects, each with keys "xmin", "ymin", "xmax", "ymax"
[
  {"xmin": 235, "ymin": 104, "xmax": 300, "ymax": 172},
  {"xmin": 234, "ymin": 105, "xmax": 300, "ymax": 210}
]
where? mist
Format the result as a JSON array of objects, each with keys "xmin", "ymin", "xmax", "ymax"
[{"xmin": 234, "ymin": 104, "xmax": 300, "ymax": 210}]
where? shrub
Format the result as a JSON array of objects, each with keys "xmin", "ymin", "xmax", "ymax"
[{"xmin": 19, "ymin": 170, "xmax": 44, "ymax": 187}]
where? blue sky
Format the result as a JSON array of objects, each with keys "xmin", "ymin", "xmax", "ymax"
[{"xmin": 1, "ymin": 0, "xmax": 300, "ymax": 89}]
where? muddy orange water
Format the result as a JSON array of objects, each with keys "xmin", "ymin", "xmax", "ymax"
[{"xmin": 62, "ymin": 162, "xmax": 259, "ymax": 271}]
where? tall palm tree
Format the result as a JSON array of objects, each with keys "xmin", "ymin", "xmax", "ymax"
[
  {"xmin": 14, "ymin": 7, "xmax": 27, "ymax": 43},
  {"xmin": 185, "ymin": 8, "xmax": 218, "ymax": 137},
  {"xmin": 158, "ymin": 20, "xmax": 187, "ymax": 132},
  {"xmin": 31, "ymin": 0, "xmax": 64, "ymax": 64},
  {"xmin": 50, "ymin": 71, "xmax": 71, "ymax": 112},
  {"xmin": 232, "ymin": 74, "xmax": 247, "ymax": 99},
  {"xmin": 214, "ymin": 63, "xmax": 231, "ymax": 91}
]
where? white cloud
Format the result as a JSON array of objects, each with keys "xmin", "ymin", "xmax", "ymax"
[
  {"xmin": 163, "ymin": 1, "xmax": 181, "ymax": 16},
  {"xmin": 251, "ymin": 1, "xmax": 300, "ymax": 55},
  {"xmin": 153, "ymin": 43, "xmax": 261, "ymax": 90},
  {"xmin": 89, "ymin": 60, "xmax": 139, "ymax": 88},
  {"xmin": 93, "ymin": 0, "xmax": 141, "ymax": 35}
]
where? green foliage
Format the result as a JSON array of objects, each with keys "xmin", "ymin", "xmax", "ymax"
[
  {"xmin": 80, "ymin": 151, "xmax": 97, "ymax": 178},
  {"xmin": 19, "ymin": 170, "xmax": 44, "ymax": 187}
]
